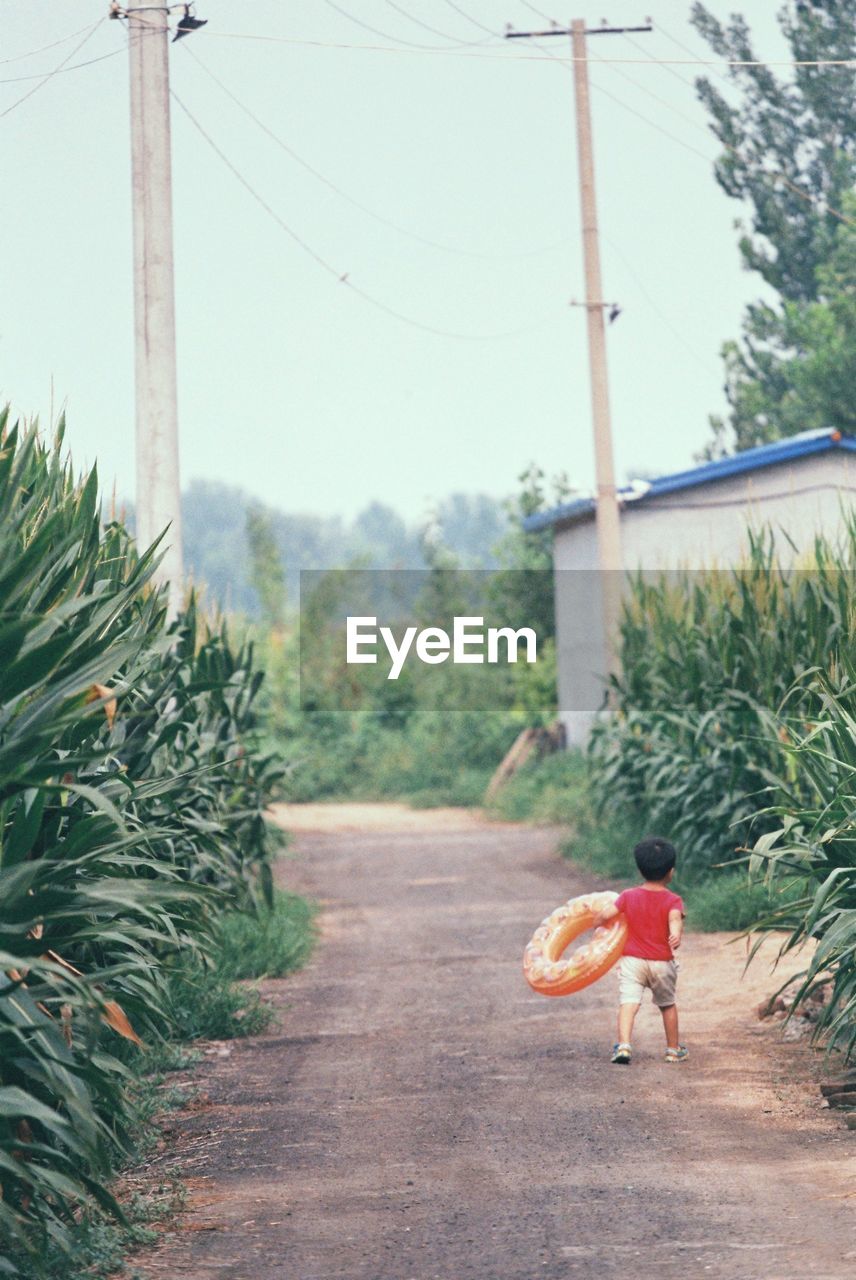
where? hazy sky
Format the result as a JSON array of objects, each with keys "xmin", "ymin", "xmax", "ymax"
[{"xmin": 2, "ymin": 2, "xmax": 788, "ymax": 520}]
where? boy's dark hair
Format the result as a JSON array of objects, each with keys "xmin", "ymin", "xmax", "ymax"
[{"xmin": 634, "ymin": 836, "xmax": 677, "ymax": 881}]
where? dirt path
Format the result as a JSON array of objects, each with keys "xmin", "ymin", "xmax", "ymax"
[{"xmin": 138, "ymin": 805, "xmax": 855, "ymax": 1280}]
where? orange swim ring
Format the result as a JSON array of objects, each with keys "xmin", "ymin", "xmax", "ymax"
[{"xmin": 523, "ymin": 891, "xmax": 627, "ymax": 996}]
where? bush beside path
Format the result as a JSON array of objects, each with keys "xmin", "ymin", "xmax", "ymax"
[{"xmin": 135, "ymin": 806, "xmax": 856, "ymax": 1280}]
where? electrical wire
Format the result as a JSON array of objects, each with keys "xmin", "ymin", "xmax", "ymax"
[
  {"xmin": 322, "ymin": 0, "xmax": 490, "ymax": 52},
  {"xmin": 196, "ymin": 27, "xmax": 856, "ymax": 231},
  {"xmin": 0, "ymin": 21, "xmax": 106, "ymax": 117},
  {"xmin": 622, "ymin": 30, "xmax": 698, "ymax": 92},
  {"xmin": 381, "ymin": 0, "xmax": 493, "ymax": 46},
  {"xmin": 203, "ymin": 31, "xmax": 856, "ymax": 68},
  {"xmin": 517, "ymin": 1, "xmax": 559, "ymax": 24},
  {"xmin": 0, "ymin": 46, "xmax": 124, "ymax": 85},
  {"xmin": 657, "ymin": 21, "xmax": 734, "ymax": 89},
  {"xmin": 618, "ymin": 29, "xmax": 856, "ymax": 230},
  {"xmin": 510, "ymin": 26, "xmax": 856, "ymax": 230},
  {"xmin": 589, "ymin": 48, "xmax": 717, "ymax": 144},
  {"xmin": 0, "ymin": 23, "xmax": 99, "ymax": 65},
  {"xmin": 601, "ymin": 234, "xmax": 717, "ymax": 377},
  {"xmin": 180, "ymin": 42, "xmax": 568, "ymax": 262},
  {"xmin": 512, "ymin": 27, "xmax": 718, "ymax": 165},
  {"xmin": 443, "ymin": 0, "xmax": 498, "ymax": 38},
  {"xmin": 170, "ymin": 89, "xmax": 559, "ymax": 342}
]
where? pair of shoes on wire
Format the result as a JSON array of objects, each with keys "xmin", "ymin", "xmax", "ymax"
[{"xmin": 611, "ymin": 1042, "xmax": 632, "ymax": 1065}]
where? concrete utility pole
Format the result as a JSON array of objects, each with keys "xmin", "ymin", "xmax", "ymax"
[
  {"xmin": 506, "ymin": 19, "xmax": 651, "ymax": 675},
  {"xmin": 570, "ymin": 18, "xmax": 621, "ymax": 586},
  {"xmin": 127, "ymin": 0, "xmax": 183, "ymax": 613}
]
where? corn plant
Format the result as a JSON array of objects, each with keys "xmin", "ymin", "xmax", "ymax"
[
  {"xmin": 0, "ymin": 413, "xmax": 282, "ymax": 1269},
  {"xmin": 744, "ymin": 659, "xmax": 856, "ymax": 1058},
  {"xmin": 590, "ymin": 529, "xmax": 856, "ymax": 878}
]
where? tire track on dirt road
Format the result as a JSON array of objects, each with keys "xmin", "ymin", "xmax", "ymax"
[{"xmin": 138, "ymin": 805, "xmax": 856, "ymax": 1280}]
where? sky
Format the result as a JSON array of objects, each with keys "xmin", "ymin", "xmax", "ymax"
[{"xmin": 1, "ymin": 1, "xmax": 790, "ymax": 521}]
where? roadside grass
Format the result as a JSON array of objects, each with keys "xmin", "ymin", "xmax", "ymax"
[
  {"xmin": 8, "ymin": 886, "xmax": 315, "ymax": 1280},
  {"xmin": 218, "ymin": 889, "xmax": 318, "ymax": 981},
  {"xmin": 403, "ymin": 769, "xmax": 493, "ymax": 809}
]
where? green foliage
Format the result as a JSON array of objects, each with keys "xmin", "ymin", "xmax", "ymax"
[
  {"xmin": 589, "ymin": 530, "xmax": 855, "ymax": 879},
  {"xmin": 743, "ymin": 660, "xmax": 856, "ymax": 1058},
  {"xmin": 158, "ymin": 960, "xmax": 273, "ymax": 1042},
  {"xmin": 246, "ymin": 504, "xmax": 287, "ymax": 631},
  {"xmin": 691, "ymin": 3, "xmax": 856, "ymax": 454},
  {"xmin": 686, "ymin": 873, "xmax": 801, "ymax": 934},
  {"xmin": 586, "ymin": 522, "xmax": 856, "ymax": 1036},
  {"xmin": 489, "ymin": 463, "xmax": 570, "ymax": 642},
  {"xmin": 217, "ymin": 890, "xmax": 316, "ymax": 982},
  {"xmin": 487, "ymin": 751, "xmax": 590, "ymax": 826},
  {"xmin": 0, "ymin": 412, "xmax": 289, "ymax": 1269}
]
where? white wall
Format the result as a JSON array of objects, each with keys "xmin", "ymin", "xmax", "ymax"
[{"xmin": 553, "ymin": 452, "xmax": 856, "ymax": 743}]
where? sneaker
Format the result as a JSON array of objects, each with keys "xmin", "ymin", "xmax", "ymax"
[
  {"xmin": 611, "ymin": 1042, "xmax": 632, "ymax": 1065},
  {"xmin": 665, "ymin": 1045, "xmax": 689, "ymax": 1063}
]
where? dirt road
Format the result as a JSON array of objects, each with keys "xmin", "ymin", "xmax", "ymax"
[{"xmin": 139, "ymin": 805, "xmax": 855, "ymax": 1280}]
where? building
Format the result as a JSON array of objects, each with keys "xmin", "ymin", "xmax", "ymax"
[{"xmin": 525, "ymin": 428, "xmax": 856, "ymax": 744}]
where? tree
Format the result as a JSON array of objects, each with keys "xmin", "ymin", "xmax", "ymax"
[
  {"xmin": 692, "ymin": 1, "xmax": 856, "ymax": 454},
  {"xmin": 489, "ymin": 464, "xmax": 571, "ymax": 641},
  {"xmin": 246, "ymin": 503, "xmax": 287, "ymax": 633}
]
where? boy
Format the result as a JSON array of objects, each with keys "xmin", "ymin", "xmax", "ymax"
[{"xmin": 594, "ymin": 835, "xmax": 687, "ymax": 1065}]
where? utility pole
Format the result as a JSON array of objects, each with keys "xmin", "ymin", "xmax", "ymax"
[
  {"xmin": 506, "ymin": 19, "xmax": 651, "ymax": 675},
  {"xmin": 126, "ymin": 0, "xmax": 183, "ymax": 614}
]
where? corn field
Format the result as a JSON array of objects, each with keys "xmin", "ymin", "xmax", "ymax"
[
  {"xmin": 590, "ymin": 527, "xmax": 856, "ymax": 1056},
  {"xmin": 0, "ymin": 414, "xmax": 282, "ymax": 1268}
]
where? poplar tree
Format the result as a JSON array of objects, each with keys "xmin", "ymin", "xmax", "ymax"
[{"xmin": 692, "ymin": 1, "xmax": 856, "ymax": 454}]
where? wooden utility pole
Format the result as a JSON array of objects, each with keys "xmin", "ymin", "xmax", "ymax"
[
  {"xmin": 506, "ymin": 19, "xmax": 651, "ymax": 673},
  {"xmin": 127, "ymin": 0, "xmax": 183, "ymax": 614}
]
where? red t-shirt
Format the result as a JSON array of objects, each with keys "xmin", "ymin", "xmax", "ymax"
[{"xmin": 614, "ymin": 885, "xmax": 685, "ymax": 960}]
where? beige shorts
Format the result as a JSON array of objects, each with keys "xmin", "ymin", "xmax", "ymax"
[{"xmin": 617, "ymin": 956, "xmax": 678, "ymax": 1008}]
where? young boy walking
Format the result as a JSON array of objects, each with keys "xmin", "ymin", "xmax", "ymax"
[{"xmin": 595, "ymin": 835, "xmax": 687, "ymax": 1065}]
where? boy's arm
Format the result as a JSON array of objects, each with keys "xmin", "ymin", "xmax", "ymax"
[
  {"xmin": 668, "ymin": 907, "xmax": 684, "ymax": 951},
  {"xmin": 593, "ymin": 902, "xmax": 619, "ymax": 928}
]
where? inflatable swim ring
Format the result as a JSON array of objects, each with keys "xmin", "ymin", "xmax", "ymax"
[{"xmin": 523, "ymin": 890, "xmax": 627, "ymax": 997}]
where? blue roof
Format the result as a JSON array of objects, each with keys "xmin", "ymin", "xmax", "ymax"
[{"xmin": 523, "ymin": 428, "xmax": 856, "ymax": 532}]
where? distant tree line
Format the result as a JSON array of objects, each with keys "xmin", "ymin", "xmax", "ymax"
[{"xmin": 160, "ymin": 481, "xmax": 510, "ymax": 615}]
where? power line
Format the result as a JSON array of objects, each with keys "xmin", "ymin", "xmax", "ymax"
[
  {"xmin": 601, "ymin": 234, "xmax": 717, "ymax": 377},
  {"xmin": 180, "ymin": 42, "xmax": 568, "ymax": 263},
  {"xmin": 622, "ymin": 30, "xmax": 698, "ymax": 92},
  {"xmin": 322, "ymin": 0, "xmax": 489, "ymax": 52},
  {"xmin": 0, "ymin": 46, "xmax": 123, "ymax": 85},
  {"xmin": 589, "ymin": 47, "xmax": 716, "ymax": 144},
  {"xmin": 202, "ymin": 31, "xmax": 856, "ymax": 68},
  {"xmin": 657, "ymin": 21, "xmax": 734, "ymax": 89},
  {"xmin": 589, "ymin": 76, "xmax": 715, "ymax": 164},
  {"xmin": 443, "ymin": 0, "xmax": 498, "ymax": 37},
  {"xmin": 381, "ymin": 0, "xmax": 493, "ymax": 46},
  {"xmin": 509, "ymin": 25, "xmax": 717, "ymax": 165},
  {"xmin": 170, "ymin": 89, "xmax": 558, "ymax": 342},
  {"xmin": 509, "ymin": 26, "xmax": 856, "ymax": 230},
  {"xmin": 0, "ymin": 21, "xmax": 105, "ymax": 117},
  {"xmin": 517, "ymin": 1, "xmax": 558, "ymax": 23},
  {"xmin": 0, "ymin": 23, "xmax": 98, "ymax": 65}
]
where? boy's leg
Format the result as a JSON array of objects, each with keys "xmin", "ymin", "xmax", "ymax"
[
  {"xmin": 660, "ymin": 1002, "xmax": 679, "ymax": 1048},
  {"xmin": 618, "ymin": 1002, "xmax": 640, "ymax": 1045},
  {"xmin": 614, "ymin": 959, "xmax": 645, "ymax": 1060}
]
